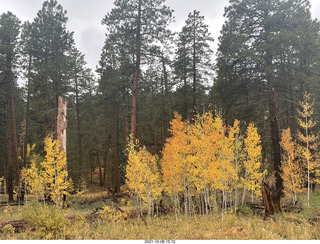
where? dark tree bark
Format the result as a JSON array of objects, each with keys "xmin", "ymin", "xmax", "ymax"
[
  {"xmin": 103, "ymin": 125, "xmax": 110, "ymax": 187},
  {"xmin": 113, "ymin": 100, "xmax": 120, "ymax": 193},
  {"xmin": 74, "ymin": 68, "xmax": 83, "ymax": 175},
  {"xmin": 192, "ymin": 14, "xmax": 197, "ymax": 116},
  {"xmin": 266, "ymin": 53, "xmax": 284, "ymax": 206},
  {"xmin": 6, "ymin": 91, "xmax": 13, "ymax": 202},
  {"xmin": 130, "ymin": 0, "xmax": 141, "ymax": 137},
  {"xmin": 9, "ymin": 72, "xmax": 19, "ymax": 187},
  {"xmin": 264, "ymin": 13, "xmax": 284, "ymax": 207},
  {"xmin": 23, "ymin": 56, "xmax": 32, "ymax": 167}
]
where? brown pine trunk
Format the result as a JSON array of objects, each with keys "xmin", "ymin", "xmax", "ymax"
[
  {"xmin": 130, "ymin": 0, "xmax": 141, "ymax": 137},
  {"xmin": 44, "ymin": 88, "xmax": 48, "ymax": 139},
  {"xmin": 97, "ymin": 152, "xmax": 103, "ymax": 187},
  {"xmin": 113, "ymin": 100, "xmax": 119, "ymax": 193},
  {"xmin": 10, "ymin": 81, "xmax": 19, "ymax": 187},
  {"xmin": 75, "ymin": 70, "xmax": 83, "ymax": 175},
  {"xmin": 266, "ymin": 53, "xmax": 284, "ymax": 207},
  {"xmin": 262, "ymin": 182, "xmax": 281, "ymax": 217},
  {"xmin": 192, "ymin": 15, "xmax": 197, "ymax": 117},
  {"xmin": 6, "ymin": 92, "xmax": 13, "ymax": 202},
  {"xmin": 23, "ymin": 55, "xmax": 32, "ymax": 167},
  {"xmin": 161, "ymin": 55, "xmax": 169, "ymax": 147},
  {"xmin": 264, "ymin": 15, "xmax": 284, "ymax": 208},
  {"xmin": 124, "ymin": 116, "xmax": 128, "ymax": 143},
  {"xmin": 103, "ymin": 125, "xmax": 109, "ymax": 187},
  {"xmin": 154, "ymin": 130, "xmax": 158, "ymax": 154}
]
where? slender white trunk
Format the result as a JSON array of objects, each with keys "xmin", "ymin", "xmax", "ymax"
[
  {"xmin": 306, "ymin": 112, "xmax": 310, "ymax": 206},
  {"xmin": 235, "ymin": 134, "xmax": 239, "ymax": 210},
  {"xmin": 242, "ymin": 167, "xmax": 248, "ymax": 205}
]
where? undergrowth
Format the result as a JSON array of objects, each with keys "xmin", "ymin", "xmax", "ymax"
[{"xmin": 0, "ymin": 190, "xmax": 320, "ymax": 240}]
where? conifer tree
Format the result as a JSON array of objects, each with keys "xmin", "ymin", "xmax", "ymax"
[
  {"xmin": 0, "ymin": 11, "xmax": 21, "ymax": 201},
  {"xmin": 174, "ymin": 10, "xmax": 213, "ymax": 119},
  {"xmin": 102, "ymin": 0, "xmax": 174, "ymax": 137},
  {"xmin": 29, "ymin": 0, "xmax": 73, "ymax": 142},
  {"xmin": 213, "ymin": 0, "xmax": 319, "ymax": 207}
]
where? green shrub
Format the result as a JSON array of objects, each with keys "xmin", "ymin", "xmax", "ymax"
[
  {"xmin": 236, "ymin": 204, "xmax": 254, "ymax": 217},
  {"xmin": 23, "ymin": 201, "xmax": 66, "ymax": 236},
  {"xmin": 1, "ymin": 224, "xmax": 15, "ymax": 236}
]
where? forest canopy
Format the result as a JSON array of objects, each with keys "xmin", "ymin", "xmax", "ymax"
[{"xmin": 1, "ymin": 0, "xmax": 320, "ymax": 213}]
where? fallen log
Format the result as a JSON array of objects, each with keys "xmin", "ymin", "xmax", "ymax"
[
  {"xmin": 308, "ymin": 215, "xmax": 320, "ymax": 225},
  {"xmin": 282, "ymin": 205, "xmax": 303, "ymax": 213},
  {"xmin": 285, "ymin": 217, "xmax": 302, "ymax": 225},
  {"xmin": 0, "ymin": 220, "xmax": 28, "ymax": 233}
]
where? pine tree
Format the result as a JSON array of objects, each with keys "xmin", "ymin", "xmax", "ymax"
[
  {"xmin": 29, "ymin": 0, "xmax": 73, "ymax": 142},
  {"xmin": 102, "ymin": 0, "xmax": 174, "ymax": 137},
  {"xmin": 174, "ymin": 10, "xmax": 214, "ymax": 119},
  {"xmin": 213, "ymin": 0, "xmax": 320, "ymax": 207},
  {"xmin": 0, "ymin": 11, "xmax": 21, "ymax": 201}
]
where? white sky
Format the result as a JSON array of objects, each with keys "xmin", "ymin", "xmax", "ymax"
[{"xmin": 1, "ymin": 0, "xmax": 320, "ymax": 72}]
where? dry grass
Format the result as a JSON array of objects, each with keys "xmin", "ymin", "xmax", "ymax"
[{"xmin": 1, "ymin": 190, "xmax": 320, "ymax": 240}]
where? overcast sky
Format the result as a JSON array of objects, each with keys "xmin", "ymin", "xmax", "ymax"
[{"xmin": 1, "ymin": 0, "xmax": 320, "ymax": 71}]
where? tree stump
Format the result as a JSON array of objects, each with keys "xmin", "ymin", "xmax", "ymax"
[{"xmin": 261, "ymin": 181, "xmax": 281, "ymax": 217}]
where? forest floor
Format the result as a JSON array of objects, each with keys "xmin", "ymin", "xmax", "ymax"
[{"xmin": 0, "ymin": 186, "xmax": 320, "ymax": 240}]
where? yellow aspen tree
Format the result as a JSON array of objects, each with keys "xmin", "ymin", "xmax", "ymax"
[
  {"xmin": 242, "ymin": 123, "xmax": 265, "ymax": 203},
  {"xmin": 21, "ymin": 156, "xmax": 45, "ymax": 202},
  {"xmin": 126, "ymin": 135, "xmax": 162, "ymax": 218},
  {"xmin": 41, "ymin": 136, "xmax": 69, "ymax": 206},
  {"xmin": 228, "ymin": 120, "xmax": 242, "ymax": 209},
  {"xmin": 280, "ymin": 128, "xmax": 303, "ymax": 203},
  {"xmin": 191, "ymin": 112, "xmax": 218, "ymax": 215},
  {"xmin": 21, "ymin": 144, "xmax": 45, "ymax": 202},
  {"xmin": 162, "ymin": 113, "xmax": 188, "ymax": 218},
  {"xmin": 297, "ymin": 91, "xmax": 318, "ymax": 206}
]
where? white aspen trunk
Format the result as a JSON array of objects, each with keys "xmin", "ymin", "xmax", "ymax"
[
  {"xmin": 147, "ymin": 167, "xmax": 151, "ymax": 217},
  {"xmin": 235, "ymin": 134, "xmax": 239, "ymax": 210},
  {"xmin": 242, "ymin": 168, "xmax": 248, "ymax": 205},
  {"xmin": 183, "ymin": 172, "xmax": 188, "ymax": 216},
  {"xmin": 306, "ymin": 113, "xmax": 310, "ymax": 206}
]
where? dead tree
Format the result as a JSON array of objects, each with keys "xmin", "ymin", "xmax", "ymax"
[
  {"xmin": 57, "ymin": 97, "xmax": 68, "ymax": 205},
  {"xmin": 262, "ymin": 181, "xmax": 282, "ymax": 217}
]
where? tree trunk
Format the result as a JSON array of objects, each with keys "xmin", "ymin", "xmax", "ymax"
[
  {"xmin": 44, "ymin": 87, "xmax": 48, "ymax": 139},
  {"xmin": 130, "ymin": 0, "xmax": 141, "ymax": 137},
  {"xmin": 57, "ymin": 97, "xmax": 67, "ymax": 158},
  {"xmin": 75, "ymin": 69, "xmax": 83, "ymax": 175},
  {"xmin": 6, "ymin": 89, "xmax": 13, "ymax": 202},
  {"xmin": 103, "ymin": 125, "xmax": 109, "ymax": 187},
  {"xmin": 23, "ymin": 55, "xmax": 32, "ymax": 167},
  {"xmin": 264, "ymin": 11, "xmax": 284, "ymax": 207},
  {"xmin": 57, "ymin": 97, "xmax": 68, "ymax": 206},
  {"xmin": 9, "ymin": 71, "xmax": 19, "ymax": 187},
  {"xmin": 113, "ymin": 100, "xmax": 120, "ymax": 193},
  {"xmin": 192, "ymin": 14, "xmax": 197, "ymax": 118},
  {"xmin": 262, "ymin": 182, "xmax": 281, "ymax": 217},
  {"xmin": 266, "ymin": 56, "xmax": 284, "ymax": 205}
]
